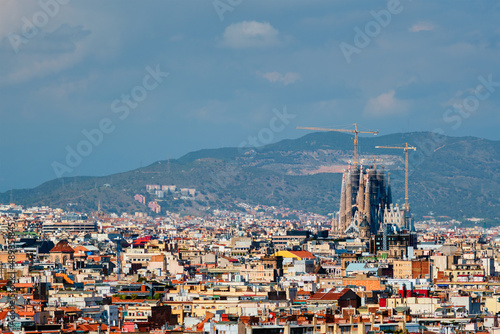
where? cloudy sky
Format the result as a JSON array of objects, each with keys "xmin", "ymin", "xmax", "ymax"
[{"xmin": 0, "ymin": 0, "xmax": 499, "ymax": 191}]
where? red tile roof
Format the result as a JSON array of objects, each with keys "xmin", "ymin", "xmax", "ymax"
[
  {"xmin": 289, "ymin": 250, "xmax": 315, "ymax": 260},
  {"xmin": 309, "ymin": 288, "xmax": 350, "ymax": 301},
  {"xmin": 0, "ymin": 310, "xmax": 9, "ymax": 320},
  {"xmin": 73, "ymin": 245, "xmax": 90, "ymax": 252},
  {"xmin": 77, "ymin": 323, "xmax": 108, "ymax": 332},
  {"xmin": 58, "ymin": 306, "xmax": 82, "ymax": 313},
  {"xmin": 50, "ymin": 240, "xmax": 75, "ymax": 253}
]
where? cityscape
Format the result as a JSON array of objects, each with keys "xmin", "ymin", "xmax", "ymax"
[
  {"xmin": 1, "ymin": 133, "xmax": 500, "ymax": 333},
  {"xmin": 1, "ymin": 1, "xmax": 500, "ymax": 334}
]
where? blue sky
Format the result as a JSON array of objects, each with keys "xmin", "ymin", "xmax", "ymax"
[{"xmin": 0, "ymin": 0, "xmax": 499, "ymax": 191}]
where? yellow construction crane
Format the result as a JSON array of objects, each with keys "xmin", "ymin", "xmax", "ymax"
[
  {"xmin": 297, "ymin": 123, "xmax": 378, "ymax": 165},
  {"xmin": 375, "ymin": 143, "xmax": 416, "ymax": 212}
]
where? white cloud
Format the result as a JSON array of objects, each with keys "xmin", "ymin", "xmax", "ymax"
[
  {"xmin": 363, "ymin": 90, "xmax": 407, "ymax": 117},
  {"xmin": 409, "ymin": 21, "xmax": 435, "ymax": 32},
  {"xmin": 221, "ymin": 21, "xmax": 280, "ymax": 48},
  {"xmin": 3, "ymin": 46, "xmax": 86, "ymax": 85},
  {"xmin": 0, "ymin": 1, "xmax": 39, "ymax": 40},
  {"xmin": 261, "ymin": 71, "xmax": 300, "ymax": 85},
  {"xmin": 0, "ymin": 25, "xmax": 91, "ymax": 86}
]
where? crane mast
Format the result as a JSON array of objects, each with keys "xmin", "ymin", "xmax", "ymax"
[
  {"xmin": 297, "ymin": 123, "xmax": 378, "ymax": 165},
  {"xmin": 375, "ymin": 143, "xmax": 416, "ymax": 213}
]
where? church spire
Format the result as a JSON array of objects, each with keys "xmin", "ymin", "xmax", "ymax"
[
  {"xmin": 357, "ymin": 167, "xmax": 365, "ymax": 220},
  {"xmin": 345, "ymin": 165, "xmax": 353, "ymax": 227},
  {"xmin": 387, "ymin": 172, "xmax": 393, "ymax": 205},
  {"xmin": 339, "ymin": 171, "xmax": 346, "ymax": 232},
  {"xmin": 364, "ymin": 174, "xmax": 371, "ymax": 229}
]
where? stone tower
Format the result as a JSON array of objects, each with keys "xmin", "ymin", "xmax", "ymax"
[{"xmin": 359, "ymin": 215, "xmax": 370, "ymax": 240}]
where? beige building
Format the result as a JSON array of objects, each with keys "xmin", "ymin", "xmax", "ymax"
[
  {"xmin": 431, "ymin": 254, "xmax": 459, "ymax": 280},
  {"xmin": 124, "ymin": 304, "xmax": 152, "ymax": 322},
  {"xmin": 240, "ymin": 263, "xmax": 276, "ymax": 283},
  {"xmin": 484, "ymin": 296, "xmax": 500, "ymax": 314},
  {"xmin": 393, "ymin": 260, "xmax": 412, "ymax": 279},
  {"xmin": 443, "ymin": 264, "xmax": 484, "ymax": 282},
  {"xmin": 0, "ymin": 252, "xmax": 28, "ymax": 263},
  {"xmin": 386, "ymin": 297, "xmax": 440, "ymax": 315},
  {"xmin": 123, "ymin": 252, "xmax": 162, "ymax": 265}
]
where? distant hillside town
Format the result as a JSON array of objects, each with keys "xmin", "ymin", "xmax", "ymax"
[{"xmin": 134, "ymin": 185, "xmax": 198, "ymax": 214}]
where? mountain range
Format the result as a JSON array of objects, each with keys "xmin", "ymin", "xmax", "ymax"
[{"xmin": 2, "ymin": 131, "xmax": 500, "ymax": 220}]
